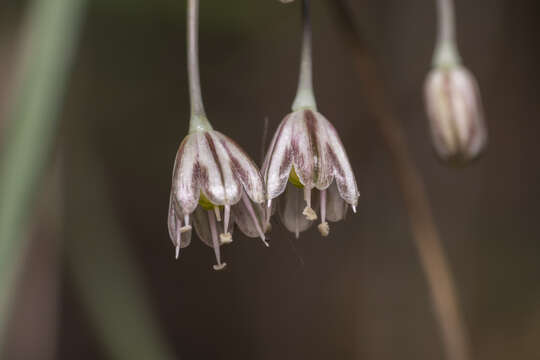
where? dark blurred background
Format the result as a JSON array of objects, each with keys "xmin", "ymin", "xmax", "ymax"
[{"xmin": 1, "ymin": 0, "xmax": 539, "ymax": 359}]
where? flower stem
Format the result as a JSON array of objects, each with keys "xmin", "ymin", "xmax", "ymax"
[
  {"xmin": 292, "ymin": 0, "xmax": 317, "ymax": 111},
  {"xmin": 433, "ymin": 0, "xmax": 461, "ymax": 67},
  {"xmin": 187, "ymin": 0, "xmax": 212, "ymax": 132}
]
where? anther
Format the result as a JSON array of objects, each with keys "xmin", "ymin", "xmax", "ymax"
[
  {"xmin": 318, "ymin": 222, "xmax": 329, "ymax": 236},
  {"xmin": 303, "ymin": 187, "xmax": 317, "ymax": 221}
]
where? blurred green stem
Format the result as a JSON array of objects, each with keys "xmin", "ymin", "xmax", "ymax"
[
  {"xmin": 0, "ymin": 0, "xmax": 86, "ymax": 348},
  {"xmin": 326, "ymin": 1, "xmax": 470, "ymax": 360},
  {"xmin": 66, "ymin": 149, "xmax": 176, "ymax": 360},
  {"xmin": 433, "ymin": 0, "xmax": 460, "ymax": 67}
]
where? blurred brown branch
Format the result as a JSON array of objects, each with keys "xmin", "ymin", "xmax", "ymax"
[{"xmin": 325, "ymin": 1, "xmax": 470, "ymax": 360}]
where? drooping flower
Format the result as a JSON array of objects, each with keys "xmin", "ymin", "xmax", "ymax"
[
  {"xmin": 262, "ymin": 0, "xmax": 359, "ymax": 237},
  {"xmin": 425, "ymin": 66, "xmax": 487, "ymax": 163},
  {"xmin": 424, "ymin": 0, "xmax": 487, "ymax": 164},
  {"xmin": 168, "ymin": 0, "xmax": 268, "ymax": 270}
]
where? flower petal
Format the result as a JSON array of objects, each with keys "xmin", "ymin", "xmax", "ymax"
[
  {"xmin": 425, "ymin": 66, "xmax": 487, "ymax": 163},
  {"xmin": 308, "ymin": 110, "xmax": 334, "ymax": 190},
  {"xmin": 323, "ymin": 119, "xmax": 359, "ymax": 207},
  {"xmin": 278, "ymin": 182, "xmax": 316, "ymax": 238},
  {"xmin": 192, "ymin": 206, "xmax": 213, "ymax": 247},
  {"xmin": 193, "ymin": 206, "xmax": 232, "ymax": 248},
  {"xmin": 215, "ymin": 131, "xmax": 265, "ymax": 204},
  {"xmin": 325, "ymin": 181, "xmax": 348, "ymax": 222},
  {"xmin": 262, "ymin": 115, "xmax": 295, "ymax": 200},
  {"xmin": 198, "ymin": 131, "xmax": 242, "ymax": 206},
  {"xmin": 291, "ymin": 110, "xmax": 334, "ymax": 190},
  {"xmin": 232, "ymin": 192, "xmax": 269, "ymax": 240},
  {"xmin": 173, "ymin": 134, "xmax": 201, "ymax": 214},
  {"xmin": 290, "ymin": 111, "xmax": 315, "ymax": 188},
  {"xmin": 168, "ymin": 194, "xmax": 192, "ymax": 250}
]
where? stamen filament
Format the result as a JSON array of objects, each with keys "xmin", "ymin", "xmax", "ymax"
[
  {"xmin": 318, "ymin": 189, "xmax": 329, "ymax": 236},
  {"xmin": 302, "ymin": 186, "xmax": 317, "ymax": 221},
  {"xmin": 208, "ymin": 210, "xmax": 226, "ymax": 271},
  {"xmin": 265, "ymin": 199, "xmax": 273, "ymax": 227},
  {"xmin": 224, "ymin": 205, "xmax": 230, "ymax": 232},
  {"xmin": 220, "ymin": 205, "xmax": 232, "ymax": 244},
  {"xmin": 180, "ymin": 214, "xmax": 192, "ymax": 232},
  {"xmin": 214, "ymin": 207, "xmax": 221, "ymax": 222}
]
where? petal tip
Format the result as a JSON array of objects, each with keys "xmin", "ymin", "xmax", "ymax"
[{"xmin": 213, "ymin": 263, "xmax": 227, "ymax": 271}]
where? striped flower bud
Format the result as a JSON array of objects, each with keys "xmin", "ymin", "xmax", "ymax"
[{"xmin": 424, "ymin": 66, "xmax": 487, "ymax": 164}]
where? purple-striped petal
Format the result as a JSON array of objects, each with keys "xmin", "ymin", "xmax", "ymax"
[
  {"xmin": 198, "ymin": 132, "xmax": 242, "ymax": 206},
  {"xmin": 291, "ymin": 111, "xmax": 315, "ymax": 188},
  {"xmin": 308, "ymin": 110, "xmax": 334, "ymax": 190},
  {"xmin": 425, "ymin": 66, "xmax": 487, "ymax": 163},
  {"xmin": 262, "ymin": 115, "xmax": 295, "ymax": 200},
  {"xmin": 215, "ymin": 131, "xmax": 265, "ymax": 204},
  {"xmin": 173, "ymin": 134, "xmax": 201, "ymax": 214},
  {"xmin": 323, "ymin": 118, "xmax": 359, "ymax": 207}
]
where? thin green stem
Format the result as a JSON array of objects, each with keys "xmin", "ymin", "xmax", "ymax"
[
  {"xmin": 433, "ymin": 0, "xmax": 461, "ymax": 67},
  {"xmin": 292, "ymin": 0, "xmax": 317, "ymax": 111},
  {"xmin": 187, "ymin": 0, "xmax": 212, "ymax": 132},
  {"xmin": 0, "ymin": 0, "xmax": 86, "ymax": 349}
]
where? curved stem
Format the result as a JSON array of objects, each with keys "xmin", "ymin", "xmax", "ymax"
[
  {"xmin": 433, "ymin": 0, "xmax": 460, "ymax": 67},
  {"xmin": 187, "ymin": 0, "xmax": 212, "ymax": 132},
  {"xmin": 292, "ymin": 0, "xmax": 317, "ymax": 111},
  {"xmin": 326, "ymin": 1, "xmax": 470, "ymax": 360}
]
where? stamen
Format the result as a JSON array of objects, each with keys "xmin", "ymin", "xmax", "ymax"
[
  {"xmin": 265, "ymin": 199, "xmax": 273, "ymax": 226},
  {"xmin": 302, "ymin": 186, "xmax": 317, "ymax": 221},
  {"xmin": 175, "ymin": 220, "xmax": 182, "ymax": 259},
  {"xmin": 214, "ymin": 207, "xmax": 221, "ymax": 222},
  {"xmin": 242, "ymin": 196, "xmax": 269, "ymax": 247},
  {"xmin": 318, "ymin": 222, "xmax": 329, "ymax": 236},
  {"xmin": 208, "ymin": 210, "xmax": 226, "ymax": 271},
  {"xmin": 318, "ymin": 189, "xmax": 329, "ymax": 236},
  {"xmin": 220, "ymin": 205, "xmax": 233, "ymax": 244},
  {"xmin": 180, "ymin": 214, "xmax": 192, "ymax": 232}
]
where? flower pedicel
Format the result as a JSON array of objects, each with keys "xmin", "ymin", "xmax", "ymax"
[
  {"xmin": 424, "ymin": 0, "xmax": 487, "ymax": 164},
  {"xmin": 263, "ymin": 0, "xmax": 359, "ymax": 237},
  {"xmin": 168, "ymin": 0, "xmax": 268, "ymax": 271}
]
